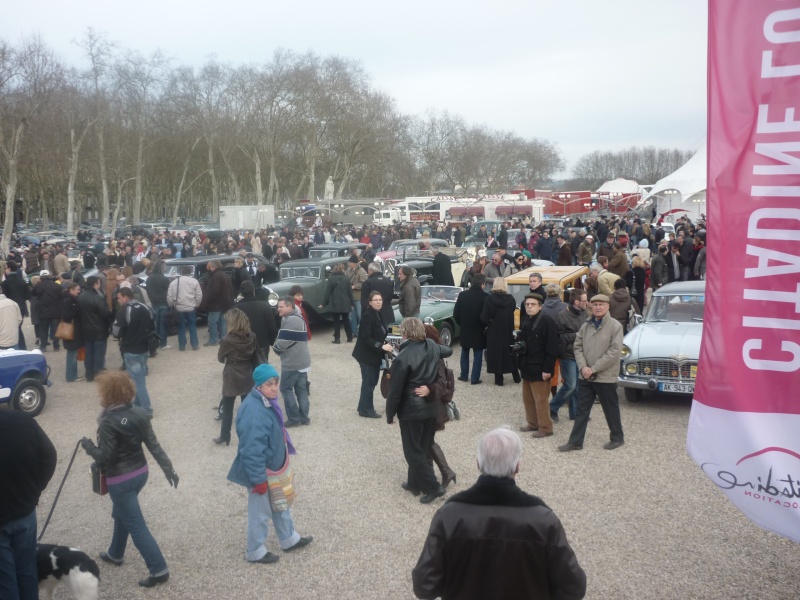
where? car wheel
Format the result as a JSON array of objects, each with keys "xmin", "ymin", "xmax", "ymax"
[
  {"xmin": 439, "ymin": 323, "xmax": 454, "ymax": 347},
  {"xmin": 12, "ymin": 378, "xmax": 46, "ymax": 416},
  {"xmin": 624, "ymin": 388, "xmax": 643, "ymax": 403}
]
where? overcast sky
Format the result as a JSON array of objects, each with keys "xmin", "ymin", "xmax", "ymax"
[{"xmin": 1, "ymin": 0, "xmax": 707, "ymax": 177}]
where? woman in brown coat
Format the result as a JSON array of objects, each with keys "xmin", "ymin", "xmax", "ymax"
[{"xmin": 214, "ymin": 308, "xmax": 259, "ymax": 445}]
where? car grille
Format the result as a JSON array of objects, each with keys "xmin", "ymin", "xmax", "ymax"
[{"xmin": 633, "ymin": 359, "xmax": 697, "ymax": 381}]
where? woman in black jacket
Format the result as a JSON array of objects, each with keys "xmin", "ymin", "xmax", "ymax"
[
  {"xmin": 352, "ymin": 291, "xmax": 394, "ymax": 418},
  {"xmin": 321, "ymin": 263, "xmax": 354, "ymax": 343},
  {"xmin": 80, "ymin": 371, "xmax": 179, "ymax": 589},
  {"xmin": 60, "ymin": 283, "xmax": 85, "ymax": 382},
  {"xmin": 480, "ymin": 277, "xmax": 520, "ymax": 386}
]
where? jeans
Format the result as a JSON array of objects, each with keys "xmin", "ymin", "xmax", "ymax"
[
  {"xmin": 0, "ymin": 509, "xmax": 38, "ymax": 600},
  {"xmin": 280, "ymin": 370, "xmax": 310, "ymax": 425},
  {"xmin": 123, "ymin": 353, "xmax": 152, "ymax": 415},
  {"xmin": 680, "ymin": 265, "xmax": 690, "ymax": 281},
  {"xmin": 66, "ymin": 348, "xmax": 79, "ymax": 381},
  {"xmin": 399, "ymin": 418, "xmax": 439, "ymax": 494},
  {"xmin": 219, "ymin": 394, "xmax": 247, "ymax": 443},
  {"xmin": 567, "ymin": 380, "xmax": 625, "ymax": 446},
  {"xmin": 459, "ymin": 347, "xmax": 483, "ymax": 383},
  {"xmin": 246, "ymin": 490, "xmax": 300, "ymax": 562},
  {"xmin": 84, "ymin": 339, "xmax": 108, "ymax": 382},
  {"xmin": 357, "ymin": 362, "xmax": 380, "ymax": 415},
  {"xmin": 349, "ymin": 302, "xmax": 362, "ymax": 335},
  {"xmin": 207, "ymin": 311, "xmax": 227, "ymax": 344},
  {"xmin": 153, "ymin": 305, "xmax": 169, "ymax": 348},
  {"xmin": 550, "ymin": 358, "xmax": 578, "ymax": 419},
  {"xmin": 40, "ymin": 318, "xmax": 61, "ymax": 350},
  {"xmin": 107, "ymin": 471, "xmax": 168, "ymax": 577},
  {"xmin": 177, "ymin": 310, "xmax": 199, "ymax": 350}
]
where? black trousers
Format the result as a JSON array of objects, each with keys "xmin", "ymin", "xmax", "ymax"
[
  {"xmin": 219, "ymin": 394, "xmax": 247, "ymax": 443},
  {"xmin": 567, "ymin": 380, "xmax": 624, "ymax": 446},
  {"xmin": 331, "ymin": 312, "xmax": 353, "ymax": 341},
  {"xmin": 399, "ymin": 417, "xmax": 439, "ymax": 494}
]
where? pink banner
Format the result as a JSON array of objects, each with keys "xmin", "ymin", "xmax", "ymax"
[{"xmin": 688, "ymin": 1, "xmax": 800, "ymax": 542}]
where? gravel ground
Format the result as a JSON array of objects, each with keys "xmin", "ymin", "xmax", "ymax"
[{"xmin": 20, "ymin": 319, "xmax": 800, "ymax": 600}]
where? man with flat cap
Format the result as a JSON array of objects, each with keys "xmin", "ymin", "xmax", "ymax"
[{"xmin": 559, "ymin": 293, "xmax": 625, "ymax": 452}]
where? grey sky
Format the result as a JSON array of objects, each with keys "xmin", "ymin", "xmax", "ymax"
[{"xmin": 1, "ymin": 0, "xmax": 707, "ymax": 178}]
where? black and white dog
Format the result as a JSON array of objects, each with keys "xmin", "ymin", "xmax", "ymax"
[{"xmin": 37, "ymin": 544, "xmax": 100, "ymax": 600}]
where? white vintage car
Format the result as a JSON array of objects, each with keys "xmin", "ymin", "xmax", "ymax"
[{"xmin": 618, "ymin": 281, "xmax": 705, "ymax": 402}]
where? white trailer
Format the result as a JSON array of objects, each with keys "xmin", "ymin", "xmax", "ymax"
[{"xmin": 218, "ymin": 205, "xmax": 275, "ymax": 230}]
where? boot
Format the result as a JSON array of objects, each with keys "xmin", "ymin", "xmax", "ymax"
[
  {"xmin": 429, "ymin": 442, "xmax": 457, "ymax": 488},
  {"xmin": 494, "ymin": 373, "xmax": 504, "ymax": 386}
]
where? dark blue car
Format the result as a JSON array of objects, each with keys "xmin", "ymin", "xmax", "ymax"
[{"xmin": 0, "ymin": 350, "xmax": 51, "ymax": 416}]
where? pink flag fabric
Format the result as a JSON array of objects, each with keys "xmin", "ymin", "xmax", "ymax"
[{"xmin": 688, "ymin": 0, "xmax": 800, "ymax": 543}]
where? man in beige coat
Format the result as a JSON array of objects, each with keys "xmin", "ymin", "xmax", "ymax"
[
  {"xmin": 596, "ymin": 256, "xmax": 621, "ymax": 296},
  {"xmin": 559, "ymin": 294, "xmax": 625, "ymax": 452}
]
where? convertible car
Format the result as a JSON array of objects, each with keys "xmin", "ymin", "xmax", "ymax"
[
  {"xmin": 388, "ymin": 285, "xmax": 462, "ymax": 346},
  {"xmin": 0, "ymin": 349, "xmax": 51, "ymax": 416},
  {"xmin": 618, "ymin": 281, "xmax": 705, "ymax": 402}
]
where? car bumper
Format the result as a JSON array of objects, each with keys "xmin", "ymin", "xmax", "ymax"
[{"xmin": 617, "ymin": 375, "xmax": 695, "ymax": 394}]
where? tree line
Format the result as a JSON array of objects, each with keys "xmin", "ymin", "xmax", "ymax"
[{"xmin": 0, "ymin": 30, "xmax": 695, "ymax": 255}]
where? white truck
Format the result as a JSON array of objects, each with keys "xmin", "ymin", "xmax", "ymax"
[
  {"xmin": 218, "ymin": 205, "xmax": 275, "ymax": 231},
  {"xmin": 373, "ymin": 208, "xmax": 406, "ymax": 226}
]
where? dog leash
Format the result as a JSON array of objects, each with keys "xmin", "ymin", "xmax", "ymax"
[{"xmin": 38, "ymin": 440, "xmax": 81, "ymax": 542}]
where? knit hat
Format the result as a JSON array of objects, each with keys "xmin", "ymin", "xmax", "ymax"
[
  {"xmin": 253, "ymin": 363, "xmax": 279, "ymax": 386},
  {"xmin": 639, "ymin": 239, "xmax": 649, "ymax": 248},
  {"xmin": 349, "ymin": 254, "xmax": 360, "ymax": 263}
]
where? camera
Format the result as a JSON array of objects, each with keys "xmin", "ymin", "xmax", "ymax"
[{"xmin": 509, "ymin": 340, "xmax": 527, "ymax": 356}]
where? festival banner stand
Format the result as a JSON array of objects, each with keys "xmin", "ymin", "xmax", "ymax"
[{"xmin": 688, "ymin": 1, "xmax": 800, "ymax": 543}]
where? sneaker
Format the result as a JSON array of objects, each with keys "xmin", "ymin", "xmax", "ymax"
[
  {"xmin": 162, "ymin": 344, "xmax": 172, "ymax": 350},
  {"xmin": 204, "ymin": 342, "xmax": 218, "ymax": 347},
  {"xmin": 67, "ymin": 377, "xmax": 85, "ymax": 383},
  {"xmin": 99, "ymin": 551, "xmax": 123, "ymax": 566},
  {"xmin": 550, "ymin": 411, "xmax": 560, "ymax": 423}
]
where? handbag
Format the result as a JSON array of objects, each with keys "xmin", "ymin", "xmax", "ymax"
[
  {"xmin": 90, "ymin": 462, "xmax": 107, "ymax": 496},
  {"xmin": 265, "ymin": 449, "xmax": 296, "ymax": 512},
  {"xmin": 55, "ymin": 320, "xmax": 75, "ymax": 341}
]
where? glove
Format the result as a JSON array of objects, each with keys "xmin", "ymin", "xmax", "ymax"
[
  {"xmin": 252, "ymin": 482, "xmax": 268, "ymax": 495},
  {"xmin": 165, "ymin": 469, "xmax": 179, "ymax": 489},
  {"xmin": 80, "ymin": 437, "xmax": 94, "ymax": 451}
]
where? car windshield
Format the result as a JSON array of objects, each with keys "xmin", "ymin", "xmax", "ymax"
[
  {"xmin": 164, "ymin": 264, "xmax": 196, "ymax": 278},
  {"xmin": 421, "ymin": 286, "xmax": 461, "ymax": 302},
  {"xmin": 647, "ymin": 294, "xmax": 705, "ymax": 323},
  {"xmin": 309, "ymin": 249, "xmax": 339, "ymax": 258},
  {"xmin": 280, "ymin": 266, "xmax": 320, "ymax": 279}
]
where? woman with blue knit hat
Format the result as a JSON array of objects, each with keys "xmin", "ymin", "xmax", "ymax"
[{"xmin": 227, "ymin": 363, "xmax": 313, "ymax": 564}]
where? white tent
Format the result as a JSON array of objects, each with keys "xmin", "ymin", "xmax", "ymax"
[
  {"xmin": 640, "ymin": 143, "xmax": 707, "ymax": 221},
  {"xmin": 597, "ymin": 177, "xmax": 640, "ymax": 194}
]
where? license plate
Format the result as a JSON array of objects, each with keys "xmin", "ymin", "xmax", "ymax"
[{"xmin": 659, "ymin": 383, "xmax": 695, "ymax": 393}]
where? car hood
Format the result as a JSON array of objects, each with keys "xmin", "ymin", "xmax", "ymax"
[{"xmin": 625, "ymin": 322, "xmax": 703, "ymax": 359}]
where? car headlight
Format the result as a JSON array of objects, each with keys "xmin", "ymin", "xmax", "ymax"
[
  {"xmin": 423, "ymin": 317, "xmax": 434, "ymax": 326},
  {"xmin": 268, "ymin": 292, "xmax": 279, "ymax": 307},
  {"xmin": 625, "ymin": 363, "xmax": 638, "ymax": 375},
  {"xmin": 620, "ymin": 344, "xmax": 631, "ymax": 358}
]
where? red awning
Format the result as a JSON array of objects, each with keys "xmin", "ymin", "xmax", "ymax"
[
  {"xmin": 495, "ymin": 205, "xmax": 532, "ymax": 216},
  {"xmin": 447, "ymin": 206, "xmax": 466, "ymax": 216},
  {"xmin": 466, "ymin": 206, "xmax": 485, "ymax": 216}
]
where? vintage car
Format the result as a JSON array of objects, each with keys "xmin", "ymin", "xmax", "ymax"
[
  {"xmin": 377, "ymin": 238, "xmax": 449, "ymax": 261},
  {"xmin": 388, "ymin": 285, "xmax": 462, "ymax": 346},
  {"xmin": 262, "ymin": 255, "xmax": 353, "ymax": 320},
  {"xmin": 388, "ymin": 247, "xmax": 468, "ymax": 297},
  {"xmin": 0, "ymin": 349, "xmax": 51, "ymax": 416},
  {"xmin": 618, "ymin": 281, "xmax": 705, "ymax": 402},
  {"xmin": 506, "ymin": 265, "xmax": 589, "ymax": 329},
  {"xmin": 308, "ymin": 243, "xmax": 367, "ymax": 259},
  {"xmin": 163, "ymin": 254, "xmax": 271, "ymax": 281}
]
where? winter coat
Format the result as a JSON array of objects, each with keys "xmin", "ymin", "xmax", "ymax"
[
  {"xmin": 556, "ymin": 243, "xmax": 573, "ymax": 266},
  {"xmin": 386, "ymin": 338, "xmax": 452, "ymax": 423},
  {"xmin": 168, "ymin": 275, "xmax": 203, "ymax": 312},
  {"xmin": 352, "ymin": 307, "xmax": 387, "ymax": 367},
  {"xmin": 59, "ymin": 291, "xmax": 84, "ymax": 351},
  {"xmin": 427, "ymin": 359, "xmax": 451, "ymax": 431},
  {"xmin": 146, "ymin": 271, "xmax": 170, "ymax": 307},
  {"xmin": 361, "ymin": 273, "xmax": 395, "ymax": 324},
  {"xmin": 556, "ymin": 305, "xmax": 585, "ymax": 360},
  {"xmin": 480, "ymin": 292, "xmax": 516, "ymax": 375},
  {"xmin": 322, "ymin": 271, "xmax": 354, "ymax": 314},
  {"xmin": 84, "ymin": 404, "xmax": 173, "ymax": 478},
  {"xmin": 597, "ymin": 269, "xmax": 620, "ymax": 296},
  {"xmin": 574, "ymin": 313, "xmax": 624, "ymax": 383},
  {"xmin": 608, "ymin": 251, "xmax": 629, "ymax": 278},
  {"xmin": 1, "ymin": 272, "xmax": 30, "ymax": 318},
  {"xmin": 77, "ymin": 288, "xmax": 112, "ymax": 342},
  {"xmin": 650, "ymin": 253, "xmax": 668, "ymax": 289},
  {"xmin": 541, "ymin": 297, "xmax": 567, "ymax": 319},
  {"xmin": 694, "ymin": 246, "xmax": 707, "ymax": 279},
  {"xmin": 346, "ymin": 264, "xmax": 368, "ymax": 301},
  {"xmin": 227, "ymin": 389, "xmax": 286, "ymax": 487},
  {"xmin": 218, "ymin": 331, "xmax": 258, "ymax": 397},
  {"xmin": 631, "ymin": 266, "xmax": 646, "ymax": 312},
  {"xmin": 32, "ymin": 278, "xmax": 63, "ymax": 320},
  {"xmin": 412, "ymin": 475, "xmax": 586, "ymax": 600},
  {"xmin": 398, "ymin": 276, "xmax": 421, "ymax": 318},
  {"xmin": 609, "ymin": 287, "xmax": 634, "ymax": 329},
  {"xmin": 518, "ymin": 311, "xmax": 559, "ymax": 382},
  {"xmin": 453, "ymin": 285, "xmax": 487, "ymax": 350},
  {"xmin": 235, "ymin": 296, "xmax": 278, "ymax": 349},
  {"xmin": 198, "ymin": 269, "xmax": 234, "ymax": 313},
  {"xmin": 232, "ymin": 266, "xmax": 252, "ymax": 296},
  {"xmin": 432, "ymin": 252, "xmax": 454, "ymax": 286}
]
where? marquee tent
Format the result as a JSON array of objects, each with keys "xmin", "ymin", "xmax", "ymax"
[{"xmin": 640, "ymin": 143, "xmax": 707, "ymax": 221}]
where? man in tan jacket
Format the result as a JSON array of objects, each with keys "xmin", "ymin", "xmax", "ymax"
[
  {"xmin": 596, "ymin": 256, "xmax": 620, "ymax": 296},
  {"xmin": 559, "ymin": 294, "xmax": 625, "ymax": 452},
  {"xmin": 346, "ymin": 255, "xmax": 368, "ymax": 333}
]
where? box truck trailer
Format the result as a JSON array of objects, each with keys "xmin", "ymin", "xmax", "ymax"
[{"xmin": 218, "ymin": 205, "xmax": 275, "ymax": 230}]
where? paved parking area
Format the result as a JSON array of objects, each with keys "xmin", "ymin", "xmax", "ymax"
[{"xmin": 21, "ymin": 320, "xmax": 800, "ymax": 599}]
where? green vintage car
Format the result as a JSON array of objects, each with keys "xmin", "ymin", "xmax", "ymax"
[{"xmin": 388, "ymin": 285, "xmax": 462, "ymax": 346}]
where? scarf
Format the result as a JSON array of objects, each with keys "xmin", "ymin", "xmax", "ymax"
[{"xmin": 254, "ymin": 387, "xmax": 296, "ymax": 455}]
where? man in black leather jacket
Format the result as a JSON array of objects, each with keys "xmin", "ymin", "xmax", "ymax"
[
  {"xmin": 78, "ymin": 277, "xmax": 112, "ymax": 382},
  {"xmin": 386, "ymin": 317, "xmax": 453, "ymax": 504}
]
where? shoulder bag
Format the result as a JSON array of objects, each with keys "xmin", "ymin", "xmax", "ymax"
[
  {"xmin": 91, "ymin": 462, "xmax": 108, "ymax": 496},
  {"xmin": 266, "ymin": 447, "xmax": 296, "ymax": 512},
  {"xmin": 55, "ymin": 320, "xmax": 75, "ymax": 341}
]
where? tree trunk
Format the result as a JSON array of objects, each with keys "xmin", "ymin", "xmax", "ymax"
[
  {"xmin": 207, "ymin": 135, "xmax": 219, "ymax": 220},
  {"xmin": 266, "ymin": 161, "xmax": 276, "ymax": 206},
  {"xmin": 134, "ymin": 133, "xmax": 144, "ymax": 224},
  {"xmin": 0, "ymin": 123, "xmax": 25, "ymax": 255},
  {"xmin": 67, "ymin": 120, "xmax": 94, "ymax": 233},
  {"xmin": 97, "ymin": 126, "xmax": 110, "ymax": 228},
  {"xmin": 306, "ymin": 152, "xmax": 316, "ymax": 201},
  {"xmin": 171, "ymin": 137, "xmax": 202, "ymax": 226},
  {"xmin": 254, "ymin": 150, "xmax": 263, "ymax": 206}
]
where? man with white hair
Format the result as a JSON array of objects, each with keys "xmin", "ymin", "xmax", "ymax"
[{"xmin": 412, "ymin": 427, "xmax": 586, "ymax": 600}]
